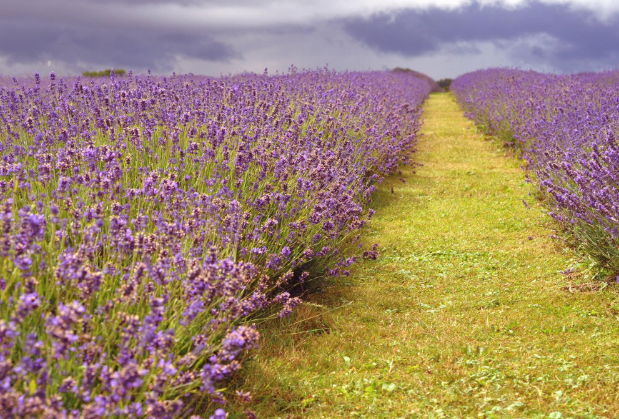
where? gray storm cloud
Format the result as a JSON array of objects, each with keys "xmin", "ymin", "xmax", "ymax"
[
  {"xmin": 0, "ymin": 20, "xmax": 236, "ymax": 70},
  {"xmin": 343, "ymin": 2, "xmax": 619, "ymax": 70},
  {"xmin": 0, "ymin": 0, "xmax": 618, "ymax": 76}
]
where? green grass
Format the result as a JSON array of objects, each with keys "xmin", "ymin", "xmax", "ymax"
[{"xmin": 227, "ymin": 93, "xmax": 619, "ymax": 418}]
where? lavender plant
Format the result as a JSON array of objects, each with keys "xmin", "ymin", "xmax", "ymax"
[
  {"xmin": 453, "ymin": 68, "xmax": 619, "ymax": 276},
  {"xmin": 0, "ymin": 68, "xmax": 430, "ymax": 417}
]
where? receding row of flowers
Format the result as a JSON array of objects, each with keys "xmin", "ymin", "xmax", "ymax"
[
  {"xmin": 0, "ymin": 69, "xmax": 431, "ymax": 417},
  {"xmin": 453, "ymin": 68, "xmax": 619, "ymax": 276}
]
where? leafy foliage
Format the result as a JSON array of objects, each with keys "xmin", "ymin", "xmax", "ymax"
[
  {"xmin": 437, "ymin": 78, "xmax": 452, "ymax": 91},
  {"xmin": 82, "ymin": 68, "xmax": 127, "ymax": 77}
]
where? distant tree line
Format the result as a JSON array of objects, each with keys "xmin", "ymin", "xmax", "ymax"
[
  {"xmin": 437, "ymin": 78, "xmax": 453, "ymax": 91},
  {"xmin": 82, "ymin": 69, "xmax": 127, "ymax": 77}
]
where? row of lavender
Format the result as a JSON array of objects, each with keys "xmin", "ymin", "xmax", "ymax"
[
  {"xmin": 0, "ymin": 69, "xmax": 430, "ymax": 417},
  {"xmin": 453, "ymin": 69, "xmax": 619, "ymax": 275}
]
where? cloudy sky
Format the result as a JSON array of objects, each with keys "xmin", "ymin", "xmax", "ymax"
[{"xmin": 1, "ymin": 0, "xmax": 619, "ymax": 79}]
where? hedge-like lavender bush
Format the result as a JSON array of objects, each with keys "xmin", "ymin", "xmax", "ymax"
[
  {"xmin": 453, "ymin": 68, "xmax": 619, "ymax": 275},
  {"xmin": 0, "ymin": 68, "xmax": 430, "ymax": 417}
]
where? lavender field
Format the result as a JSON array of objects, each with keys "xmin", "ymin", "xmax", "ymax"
[
  {"xmin": 6, "ymin": 0, "xmax": 619, "ymax": 416},
  {"xmin": 453, "ymin": 69, "xmax": 619, "ymax": 277},
  {"xmin": 0, "ymin": 69, "xmax": 430, "ymax": 417}
]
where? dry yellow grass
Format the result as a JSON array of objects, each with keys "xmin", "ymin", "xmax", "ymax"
[{"xmin": 227, "ymin": 93, "xmax": 619, "ymax": 418}]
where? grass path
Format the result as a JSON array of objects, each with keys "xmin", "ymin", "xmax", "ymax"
[{"xmin": 231, "ymin": 93, "xmax": 619, "ymax": 418}]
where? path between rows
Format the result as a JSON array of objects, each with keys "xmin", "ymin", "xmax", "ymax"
[{"xmin": 233, "ymin": 93, "xmax": 619, "ymax": 418}]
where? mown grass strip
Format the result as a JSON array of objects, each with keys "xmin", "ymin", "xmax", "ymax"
[{"xmin": 229, "ymin": 93, "xmax": 619, "ymax": 419}]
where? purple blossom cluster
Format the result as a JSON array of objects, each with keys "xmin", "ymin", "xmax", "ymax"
[
  {"xmin": 453, "ymin": 68, "xmax": 619, "ymax": 274},
  {"xmin": 0, "ymin": 68, "xmax": 430, "ymax": 417}
]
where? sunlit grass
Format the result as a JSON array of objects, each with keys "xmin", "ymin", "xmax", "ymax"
[{"xmin": 227, "ymin": 93, "xmax": 619, "ymax": 418}]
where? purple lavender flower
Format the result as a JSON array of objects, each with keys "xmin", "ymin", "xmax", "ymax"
[
  {"xmin": 209, "ymin": 408, "xmax": 227, "ymax": 419},
  {"xmin": 280, "ymin": 246, "xmax": 291, "ymax": 257},
  {"xmin": 0, "ymin": 68, "xmax": 429, "ymax": 414},
  {"xmin": 453, "ymin": 68, "xmax": 619, "ymax": 274}
]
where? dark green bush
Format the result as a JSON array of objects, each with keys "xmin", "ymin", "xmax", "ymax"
[
  {"xmin": 438, "ymin": 78, "xmax": 453, "ymax": 91},
  {"xmin": 82, "ymin": 69, "xmax": 127, "ymax": 77}
]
